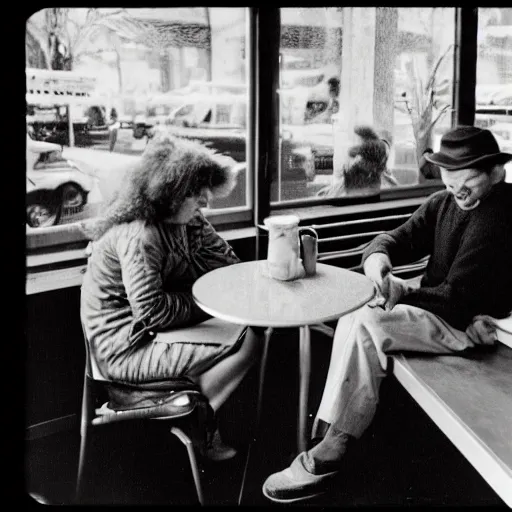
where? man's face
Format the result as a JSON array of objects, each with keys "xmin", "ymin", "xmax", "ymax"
[{"xmin": 440, "ymin": 167, "xmax": 495, "ymax": 210}]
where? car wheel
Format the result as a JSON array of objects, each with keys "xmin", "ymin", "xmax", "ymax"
[
  {"xmin": 60, "ymin": 183, "xmax": 86, "ymax": 209},
  {"xmin": 26, "ymin": 194, "xmax": 61, "ymax": 228}
]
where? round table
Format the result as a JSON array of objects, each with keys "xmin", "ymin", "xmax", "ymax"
[{"xmin": 192, "ymin": 260, "xmax": 375, "ymax": 454}]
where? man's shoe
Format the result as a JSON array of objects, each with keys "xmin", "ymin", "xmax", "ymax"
[{"xmin": 262, "ymin": 452, "xmax": 339, "ymax": 503}]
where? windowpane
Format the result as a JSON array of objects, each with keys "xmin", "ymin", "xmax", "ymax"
[
  {"xmin": 476, "ymin": 8, "xmax": 512, "ymax": 182},
  {"xmin": 275, "ymin": 7, "xmax": 455, "ymax": 204},
  {"xmin": 26, "ymin": 7, "xmax": 248, "ymax": 231}
]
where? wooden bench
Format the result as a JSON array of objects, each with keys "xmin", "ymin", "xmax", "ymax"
[
  {"xmin": 309, "ymin": 216, "xmax": 512, "ymax": 504},
  {"xmin": 391, "ymin": 343, "xmax": 512, "ymax": 507}
]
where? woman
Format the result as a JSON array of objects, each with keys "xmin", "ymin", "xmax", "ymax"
[{"xmin": 80, "ymin": 132, "xmax": 262, "ymax": 460}]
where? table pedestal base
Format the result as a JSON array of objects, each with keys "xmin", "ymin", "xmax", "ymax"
[
  {"xmin": 238, "ymin": 325, "xmax": 312, "ymax": 504},
  {"xmin": 298, "ymin": 325, "xmax": 311, "ymax": 454}
]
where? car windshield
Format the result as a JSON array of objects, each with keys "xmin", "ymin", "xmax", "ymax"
[
  {"xmin": 33, "ymin": 150, "xmax": 67, "ymax": 169},
  {"xmin": 172, "ymin": 104, "xmax": 195, "ymax": 121}
]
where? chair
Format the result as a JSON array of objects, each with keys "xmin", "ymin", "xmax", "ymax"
[{"xmin": 76, "ymin": 323, "xmax": 214, "ymax": 505}]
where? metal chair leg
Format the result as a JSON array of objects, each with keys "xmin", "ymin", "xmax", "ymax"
[
  {"xmin": 76, "ymin": 375, "xmax": 91, "ymax": 503},
  {"xmin": 170, "ymin": 426, "xmax": 205, "ymax": 506},
  {"xmin": 310, "ymin": 322, "xmax": 335, "ymax": 338},
  {"xmin": 75, "ymin": 428, "xmax": 88, "ymax": 503},
  {"xmin": 255, "ymin": 327, "xmax": 273, "ymax": 431},
  {"xmin": 238, "ymin": 326, "xmax": 273, "ymax": 505}
]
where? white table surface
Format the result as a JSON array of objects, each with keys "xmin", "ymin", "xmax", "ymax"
[{"xmin": 192, "ymin": 260, "xmax": 375, "ymax": 328}]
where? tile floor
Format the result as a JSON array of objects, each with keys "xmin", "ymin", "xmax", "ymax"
[{"xmin": 25, "ymin": 328, "xmax": 506, "ymax": 506}]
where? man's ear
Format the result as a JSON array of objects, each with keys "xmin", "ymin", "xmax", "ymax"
[{"xmin": 489, "ymin": 164, "xmax": 506, "ymax": 185}]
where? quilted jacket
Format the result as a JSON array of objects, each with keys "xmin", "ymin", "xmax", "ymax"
[{"xmin": 80, "ymin": 213, "xmax": 240, "ymax": 383}]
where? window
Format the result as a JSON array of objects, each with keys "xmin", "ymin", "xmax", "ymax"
[
  {"xmin": 476, "ymin": 8, "xmax": 512, "ymax": 181},
  {"xmin": 274, "ymin": 7, "xmax": 456, "ymax": 205},
  {"xmin": 26, "ymin": 8, "xmax": 509, "ymax": 258},
  {"xmin": 26, "ymin": 7, "xmax": 249, "ymax": 237}
]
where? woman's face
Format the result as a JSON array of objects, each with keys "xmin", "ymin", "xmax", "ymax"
[{"xmin": 169, "ymin": 187, "xmax": 212, "ymax": 224}]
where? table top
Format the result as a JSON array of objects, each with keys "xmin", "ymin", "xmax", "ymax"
[{"xmin": 192, "ymin": 261, "xmax": 375, "ymax": 328}]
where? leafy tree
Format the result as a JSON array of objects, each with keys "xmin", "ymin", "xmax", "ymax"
[{"xmin": 26, "ymin": 8, "xmax": 144, "ymax": 72}]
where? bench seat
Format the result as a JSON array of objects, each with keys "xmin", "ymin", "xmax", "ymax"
[{"xmin": 392, "ymin": 344, "xmax": 512, "ymax": 507}]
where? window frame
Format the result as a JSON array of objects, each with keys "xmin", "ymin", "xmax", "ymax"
[
  {"xmin": 262, "ymin": 7, "xmax": 469, "ymax": 215},
  {"xmin": 26, "ymin": 7, "xmax": 479, "ymax": 261}
]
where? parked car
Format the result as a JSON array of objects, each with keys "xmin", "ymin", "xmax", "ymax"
[
  {"xmin": 144, "ymin": 93, "xmax": 315, "ymax": 202},
  {"xmin": 131, "ymin": 84, "xmax": 247, "ymax": 140},
  {"xmin": 27, "ymin": 103, "xmax": 111, "ymax": 147},
  {"xmin": 476, "ymin": 84, "xmax": 512, "ymax": 106},
  {"xmin": 26, "ymin": 137, "xmax": 96, "ymax": 228}
]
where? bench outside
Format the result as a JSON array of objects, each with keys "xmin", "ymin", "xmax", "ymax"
[{"xmin": 392, "ymin": 344, "xmax": 512, "ymax": 507}]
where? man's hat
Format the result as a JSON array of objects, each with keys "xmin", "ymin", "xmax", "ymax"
[{"xmin": 424, "ymin": 126, "xmax": 512, "ymax": 170}]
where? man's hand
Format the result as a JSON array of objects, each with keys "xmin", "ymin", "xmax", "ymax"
[
  {"xmin": 367, "ymin": 273, "xmax": 414, "ymax": 311},
  {"xmin": 363, "ymin": 252, "xmax": 392, "ymax": 289},
  {"xmin": 466, "ymin": 315, "xmax": 498, "ymax": 346}
]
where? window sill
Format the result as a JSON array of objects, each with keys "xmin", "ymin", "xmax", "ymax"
[
  {"xmin": 26, "ymin": 194, "xmax": 434, "ymax": 295},
  {"xmin": 26, "ymin": 225, "xmax": 258, "ymax": 295}
]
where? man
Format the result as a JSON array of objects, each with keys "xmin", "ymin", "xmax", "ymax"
[
  {"xmin": 317, "ymin": 125, "xmax": 398, "ymax": 198},
  {"xmin": 262, "ymin": 126, "xmax": 512, "ymax": 503},
  {"xmin": 305, "ymin": 76, "xmax": 340, "ymax": 124},
  {"xmin": 325, "ymin": 76, "xmax": 340, "ymax": 119},
  {"xmin": 108, "ymin": 108, "xmax": 120, "ymax": 153}
]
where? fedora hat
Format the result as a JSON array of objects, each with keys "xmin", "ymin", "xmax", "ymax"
[{"xmin": 424, "ymin": 126, "xmax": 512, "ymax": 170}]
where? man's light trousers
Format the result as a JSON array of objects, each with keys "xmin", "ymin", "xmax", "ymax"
[{"xmin": 312, "ymin": 304, "xmax": 475, "ymax": 439}]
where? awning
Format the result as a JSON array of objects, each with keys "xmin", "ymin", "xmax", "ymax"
[
  {"xmin": 97, "ymin": 11, "xmax": 210, "ymax": 49},
  {"xmin": 26, "ymin": 93, "xmax": 106, "ymax": 107},
  {"xmin": 123, "ymin": 8, "xmax": 209, "ymax": 25}
]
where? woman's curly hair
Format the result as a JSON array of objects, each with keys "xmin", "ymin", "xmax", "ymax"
[{"xmin": 84, "ymin": 132, "xmax": 238, "ymax": 241}]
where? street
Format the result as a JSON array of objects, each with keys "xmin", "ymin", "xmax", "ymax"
[{"xmin": 58, "ymin": 136, "xmax": 334, "ymax": 225}]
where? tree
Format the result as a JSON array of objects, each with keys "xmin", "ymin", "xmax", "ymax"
[
  {"xmin": 26, "ymin": 8, "xmax": 147, "ymax": 72},
  {"xmin": 403, "ymin": 44, "xmax": 453, "ymax": 175},
  {"xmin": 26, "ymin": 8, "xmax": 185, "ymax": 95},
  {"xmin": 45, "ymin": 8, "xmax": 72, "ymax": 70}
]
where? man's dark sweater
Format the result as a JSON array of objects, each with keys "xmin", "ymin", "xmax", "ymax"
[{"xmin": 362, "ymin": 181, "xmax": 512, "ymax": 330}]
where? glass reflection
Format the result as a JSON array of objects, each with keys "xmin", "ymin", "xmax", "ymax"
[
  {"xmin": 26, "ymin": 7, "xmax": 248, "ymax": 230},
  {"xmin": 277, "ymin": 7, "xmax": 457, "ymax": 202}
]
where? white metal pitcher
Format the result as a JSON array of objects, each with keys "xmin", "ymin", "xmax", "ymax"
[{"xmin": 263, "ymin": 215, "xmax": 318, "ymax": 281}]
